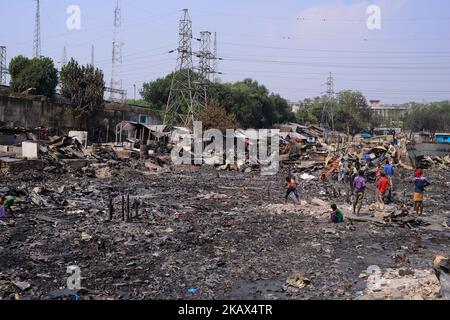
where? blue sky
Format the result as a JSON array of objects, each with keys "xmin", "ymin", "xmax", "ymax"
[{"xmin": 1, "ymin": 0, "xmax": 450, "ymax": 104}]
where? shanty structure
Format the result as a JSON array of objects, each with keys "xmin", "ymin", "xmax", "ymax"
[{"xmin": 114, "ymin": 121, "xmax": 171, "ymax": 146}]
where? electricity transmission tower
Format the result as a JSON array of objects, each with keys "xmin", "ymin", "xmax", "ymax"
[
  {"xmin": 33, "ymin": 0, "xmax": 41, "ymax": 58},
  {"xmin": 213, "ymin": 32, "xmax": 218, "ymax": 82},
  {"xmin": 164, "ymin": 9, "xmax": 199, "ymax": 127},
  {"xmin": 110, "ymin": 0, "xmax": 124, "ymax": 102},
  {"xmin": 193, "ymin": 31, "xmax": 215, "ymax": 108},
  {"xmin": 197, "ymin": 31, "xmax": 214, "ymax": 81},
  {"xmin": 59, "ymin": 46, "xmax": 67, "ymax": 69},
  {"xmin": 91, "ymin": 45, "xmax": 95, "ymax": 66},
  {"xmin": 321, "ymin": 72, "xmax": 335, "ymax": 132},
  {"xmin": 0, "ymin": 46, "xmax": 6, "ymax": 85}
]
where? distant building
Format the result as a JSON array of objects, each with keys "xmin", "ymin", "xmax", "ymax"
[
  {"xmin": 370, "ymin": 100, "xmax": 411, "ymax": 125},
  {"xmin": 287, "ymin": 100, "xmax": 303, "ymax": 113}
]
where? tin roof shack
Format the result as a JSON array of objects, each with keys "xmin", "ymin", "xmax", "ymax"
[
  {"xmin": 115, "ymin": 122, "xmax": 170, "ymax": 145},
  {"xmin": 280, "ymin": 123, "xmax": 321, "ymax": 144},
  {"xmin": 114, "ymin": 121, "xmax": 172, "ymax": 155},
  {"xmin": 435, "ymin": 133, "xmax": 450, "ymax": 144}
]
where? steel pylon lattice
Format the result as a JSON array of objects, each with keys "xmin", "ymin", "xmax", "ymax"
[
  {"xmin": 321, "ymin": 72, "xmax": 335, "ymax": 132},
  {"xmin": 0, "ymin": 46, "xmax": 7, "ymax": 85},
  {"xmin": 164, "ymin": 9, "xmax": 200, "ymax": 127},
  {"xmin": 110, "ymin": 0, "xmax": 124, "ymax": 102},
  {"xmin": 33, "ymin": 0, "xmax": 41, "ymax": 58}
]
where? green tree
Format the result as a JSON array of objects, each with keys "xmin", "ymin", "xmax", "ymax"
[
  {"xmin": 334, "ymin": 90, "xmax": 371, "ymax": 133},
  {"xmin": 9, "ymin": 55, "xmax": 58, "ymax": 97},
  {"xmin": 140, "ymin": 73, "xmax": 174, "ymax": 110},
  {"xmin": 141, "ymin": 74, "xmax": 294, "ymax": 128},
  {"xmin": 199, "ymin": 102, "xmax": 239, "ymax": 131},
  {"xmin": 404, "ymin": 101, "xmax": 450, "ymax": 132},
  {"xmin": 295, "ymin": 108, "xmax": 318, "ymax": 125},
  {"xmin": 60, "ymin": 58, "xmax": 105, "ymax": 119}
]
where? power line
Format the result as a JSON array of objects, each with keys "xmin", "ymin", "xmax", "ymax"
[
  {"xmin": 218, "ymin": 41, "xmax": 450, "ymax": 55},
  {"xmin": 221, "ymin": 71, "xmax": 450, "ymax": 83},
  {"xmin": 219, "ymin": 68, "xmax": 450, "ymax": 77},
  {"xmin": 221, "ymin": 52, "xmax": 450, "ymax": 60},
  {"xmin": 221, "ymin": 57, "xmax": 450, "ymax": 70},
  {"xmin": 217, "ymin": 31, "xmax": 450, "ymax": 42},
  {"xmin": 2, "ymin": 9, "xmax": 179, "ymax": 47},
  {"xmin": 94, "ymin": 44, "xmax": 176, "ymax": 64},
  {"xmin": 191, "ymin": 9, "xmax": 450, "ymax": 22}
]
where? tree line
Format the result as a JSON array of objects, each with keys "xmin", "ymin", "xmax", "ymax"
[
  {"xmin": 140, "ymin": 71, "xmax": 294, "ymax": 129},
  {"xmin": 7, "ymin": 55, "xmax": 450, "ymax": 133}
]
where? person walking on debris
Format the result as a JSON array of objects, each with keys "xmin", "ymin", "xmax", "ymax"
[
  {"xmin": 377, "ymin": 172, "xmax": 390, "ymax": 210},
  {"xmin": 329, "ymin": 204, "xmax": 344, "ymax": 223},
  {"xmin": 348, "ymin": 162, "xmax": 358, "ymax": 191},
  {"xmin": 384, "ymin": 160, "xmax": 394, "ymax": 190},
  {"xmin": 338, "ymin": 160, "xmax": 346, "ymax": 183},
  {"xmin": 352, "ymin": 170, "xmax": 366, "ymax": 216},
  {"xmin": 375, "ymin": 163, "xmax": 382, "ymax": 182},
  {"xmin": 410, "ymin": 169, "xmax": 431, "ymax": 216},
  {"xmin": 284, "ymin": 176, "xmax": 300, "ymax": 204}
]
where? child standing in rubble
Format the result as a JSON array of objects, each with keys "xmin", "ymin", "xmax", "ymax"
[
  {"xmin": 352, "ymin": 170, "xmax": 366, "ymax": 216},
  {"xmin": 377, "ymin": 172, "xmax": 390, "ymax": 210},
  {"xmin": 384, "ymin": 160, "xmax": 394, "ymax": 190},
  {"xmin": 375, "ymin": 163, "xmax": 382, "ymax": 182},
  {"xmin": 410, "ymin": 170, "xmax": 431, "ymax": 216},
  {"xmin": 284, "ymin": 176, "xmax": 300, "ymax": 204}
]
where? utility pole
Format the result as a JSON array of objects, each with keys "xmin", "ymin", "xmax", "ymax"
[
  {"xmin": 33, "ymin": 0, "xmax": 41, "ymax": 58},
  {"xmin": 164, "ymin": 9, "xmax": 199, "ymax": 127},
  {"xmin": 0, "ymin": 46, "xmax": 6, "ymax": 85},
  {"xmin": 133, "ymin": 84, "xmax": 136, "ymax": 104},
  {"xmin": 110, "ymin": 0, "xmax": 124, "ymax": 102}
]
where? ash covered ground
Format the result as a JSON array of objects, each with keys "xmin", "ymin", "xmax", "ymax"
[{"xmin": 0, "ymin": 163, "xmax": 449, "ymax": 300}]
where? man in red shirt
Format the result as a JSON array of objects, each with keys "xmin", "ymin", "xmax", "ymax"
[{"xmin": 377, "ymin": 172, "xmax": 390, "ymax": 210}]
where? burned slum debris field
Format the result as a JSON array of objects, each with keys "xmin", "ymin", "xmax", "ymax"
[{"xmin": 0, "ymin": 161, "xmax": 449, "ymax": 300}]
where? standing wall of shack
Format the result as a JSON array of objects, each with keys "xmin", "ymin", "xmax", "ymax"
[{"xmin": 0, "ymin": 90, "xmax": 161, "ymax": 142}]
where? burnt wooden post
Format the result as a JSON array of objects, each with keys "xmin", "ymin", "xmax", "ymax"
[
  {"xmin": 127, "ymin": 194, "xmax": 131, "ymax": 221},
  {"xmin": 122, "ymin": 195, "xmax": 125, "ymax": 221},
  {"xmin": 109, "ymin": 197, "xmax": 114, "ymax": 221},
  {"xmin": 135, "ymin": 200, "xmax": 139, "ymax": 219}
]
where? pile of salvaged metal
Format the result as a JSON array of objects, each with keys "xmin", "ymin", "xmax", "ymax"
[
  {"xmin": 39, "ymin": 136, "xmax": 85, "ymax": 165},
  {"xmin": 91, "ymin": 145, "xmax": 121, "ymax": 162},
  {"xmin": 416, "ymin": 155, "xmax": 450, "ymax": 170},
  {"xmin": 39, "ymin": 137, "xmax": 121, "ymax": 167}
]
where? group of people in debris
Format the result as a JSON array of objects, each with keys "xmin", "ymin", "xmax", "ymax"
[{"xmin": 284, "ymin": 159, "xmax": 432, "ymax": 223}]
